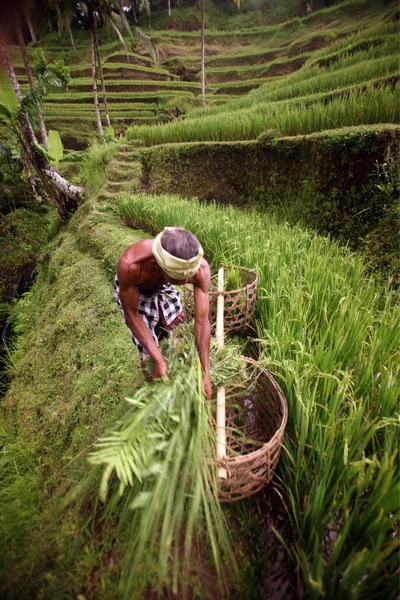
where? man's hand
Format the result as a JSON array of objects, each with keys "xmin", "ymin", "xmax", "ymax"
[
  {"xmin": 152, "ymin": 359, "xmax": 168, "ymax": 381},
  {"xmin": 203, "ymin": 374, "xmax": 212, "ymax": 400}
]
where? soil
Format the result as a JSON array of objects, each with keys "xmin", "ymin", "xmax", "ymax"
[{"xmin": 252, "ymin": 486, "xmax": 301, "ymax": 599}]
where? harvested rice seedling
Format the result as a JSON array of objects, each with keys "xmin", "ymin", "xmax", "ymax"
[
  {"xmin": 89, "ymin": 324, "xmax": 251, "ymax": 597},
  {"xmin": 224, "ymin": 265, "xmax": 242, "ymax": 292}
]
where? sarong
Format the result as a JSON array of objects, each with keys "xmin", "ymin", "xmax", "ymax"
[{"xmin": 114, "ymin": 275, "xmax": 185, "ymax": 359}]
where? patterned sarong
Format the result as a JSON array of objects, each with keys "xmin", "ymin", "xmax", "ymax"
[{"xmin": 114, "ymin": 275, "xmax": 185, "ymax": 359}]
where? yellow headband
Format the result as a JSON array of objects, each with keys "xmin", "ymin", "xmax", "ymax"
[{"xmin": 152, "ymin": 228, "xmax": 204, "ymax": 279}]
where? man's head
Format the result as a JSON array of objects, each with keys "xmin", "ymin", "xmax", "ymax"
[{"xmin": 152, "ymin": 227, "xmax": 203, "ymax": 280}]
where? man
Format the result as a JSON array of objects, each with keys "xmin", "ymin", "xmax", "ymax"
[{"xmin": 114, "ymin": 227, "xmax": 212, "ymax": 399}]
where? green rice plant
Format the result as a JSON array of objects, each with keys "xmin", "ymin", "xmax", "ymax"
[
  {"xmin": 114, "ymin": 191, "xmax": 399, "ymax": 596},
  {"xmin": 189, "ymin": 54, "xmax": 399, "ymax": 119},
  {"xmin": 45, "ymin": 90, "xmax": 195, "ymax": 103},
  {"xmin": 70, "ymin": 62, "xmax": 171, "ymax": 77},
  {"xmin": 307, "ymin": 22, "xmax": 399, "ymax": 63},
  {"xmin": 305, "ymin": 35, "xmax": 399, "ymax": 72},
  {"xmin": 205, "ymin": 53, "xmax": 310, "ymax": 83},
  {"xmin": 126, "ymin": 83, "xmax": 399, "ymax": 144},
  {"xmin": 66, "ymin": 78, "xmax": 200, "ymax": 92},
  {"xmin": 88, "ymin": 328, "xmax": 242, "ymax": 597},
  {"xmin": 103, "ymin": 51, "xmax": 154, "ymax": 66},
  {"xmin": 224, "ymin": 265, "xmax": 242, "ymax": 292}
]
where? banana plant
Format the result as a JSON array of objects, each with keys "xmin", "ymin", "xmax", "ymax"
[{"xmin": 0, "ymin": 52, "xmax": 84, "ymax": 218}]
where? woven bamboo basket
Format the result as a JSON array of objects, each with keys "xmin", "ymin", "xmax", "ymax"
[
  {"xmin": 183, "ymin": 265, "xmax": 258, "ymax": 334},
  {"xmin": 217, "ymin": 357, "xmax": 288, "ymax": 502}
]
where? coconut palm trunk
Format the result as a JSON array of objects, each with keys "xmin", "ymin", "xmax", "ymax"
[
  {"xmin": 95, "ymin": 33, "xmax": 111, "ymax": 127},
  {"xmin": 201, "ymin": 0, "xmax": 206, "ymax": 108},
  {"xmin": 15, "ymin": 14, "xmax": 48, "ymax": 150},
  {"xmin": 89, "ymin": 6, "xmax": 104, "ymax": 138},
  {"xmin": 23, "ymin": 7, "xmax": 37, "ymax": 42},
  {"xmin": 68, "ymin": 23, "xmax": 76, "ymax": 50},
  {"xmin": 130, "ymin": 0, "xmax": 138, "ymax": 25}
]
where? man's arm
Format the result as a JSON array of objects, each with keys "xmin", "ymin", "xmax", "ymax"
[
  {"xmin": 117, "ymin": 263, "xmax": 167, "ymax": 379},
  {"xmin": 193, "ymin": 264, "xmax": 212, "ymax": 399}
]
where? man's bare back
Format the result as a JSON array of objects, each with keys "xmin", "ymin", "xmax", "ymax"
[{"xmin": 115, "ymin": 233, "xmax": 212, "ymax": 399}]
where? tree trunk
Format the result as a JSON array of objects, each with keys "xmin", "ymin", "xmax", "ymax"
[
  {"xmin": 43, "ymin": 166, "xmax": 84, "ymax": 202},
  {"xmin": 131, "ymin": 0, "xmax": 138, "ymax": 25},
  {"xmin": 201, "ymin": 0, "xmax": 206, "ymax": 108},
  {"xmin": 168, "ymin": 0, "xmax": 171, "ymax": 17},
  {"xmin": 24, "ymin": 8, "xmax": 37, "ymax": 42},
  {"xmin": 89, "ymin": 9, "xmax": 104, "ymax": 138},
  {"xmin": 69, "ymin": 24, "xmax": 76, "ymax": 50},
  {"xmin": 95, "ymin": 37, "xmax": 111, "ymax": 128},
  {"xmin": 15, "ymin": 14, "xmax": 48, "ymax": 150},
  {"xmin": 56, "ymin": 4, "xmax": 62, "ymax": 37}
]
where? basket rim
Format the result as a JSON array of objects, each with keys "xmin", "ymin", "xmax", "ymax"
[
  {"xmin": 220, "ymin": 356, "xmax": 288, "ymax": 466},
  {"xmin": 184, "ymin": 264, "xmax": 258, "ymax": 297},
  {"xmin": 210, "ymin": 264, "xmax": 258, "ymax": 296}
]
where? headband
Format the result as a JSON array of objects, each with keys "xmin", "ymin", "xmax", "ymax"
[{"xmin": 152, "ymin": 228, "xmax": 204, "ymax": 279}]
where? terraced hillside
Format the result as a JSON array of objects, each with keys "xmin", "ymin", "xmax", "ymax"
[
  {"xmin": 7, "ymin": 0, "xmax": 399, "ymax": 149},
  {"xmin": 1, "ymin": 1, "xmax": 399, "ymax": 598}
]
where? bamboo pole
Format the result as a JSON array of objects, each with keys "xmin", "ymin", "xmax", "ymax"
[{"xmin": 216, "ymin": 266, "xmax": 226, "ymax": 480}]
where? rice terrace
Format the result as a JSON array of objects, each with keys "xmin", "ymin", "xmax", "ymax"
[{"xmin": 0, "ymin": 0, "xmax": 399, "ymax": 598}]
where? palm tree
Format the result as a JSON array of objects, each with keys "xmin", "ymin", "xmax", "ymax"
[
  {"xmin": 86, "ymin": 2, "xmax": 105, "ymax": 137},
  {"xmin": 54, "ymin": 0, "xmax": 77, "ymax": 50},
  {"xmin": 81, "ymin": 0, "xmax": 159, "ymax": 137},
  {"xmin": 23, "ymin": 1, "xmax": 38, "ymax": 42},
  {"xmin": 201, "ymin": 0, "xmax": 206, "ymax": 107},
  {"xmin": 130, "ymin": 0, "xmax": 138, "ymax": 25}
]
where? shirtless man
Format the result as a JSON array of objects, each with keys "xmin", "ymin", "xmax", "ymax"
[{"xmin": 114, "ymin": 227, "xmax": 212, "ymax": 399}]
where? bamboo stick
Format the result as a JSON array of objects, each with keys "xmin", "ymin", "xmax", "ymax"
[{"xmin": 216, "ymin": 266, "xmax": 227, "ymax": 479}]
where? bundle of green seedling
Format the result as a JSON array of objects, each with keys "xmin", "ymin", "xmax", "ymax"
[{"xmin": 89, "ymin": 324, "xmax": 248, "ymax": 597}]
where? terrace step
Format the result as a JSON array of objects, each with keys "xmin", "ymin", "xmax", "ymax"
[
  {"xmin": 101, "ymin": 178, "xmax": 140, "ymax": 195},
  {"xmin": 108, "ymin": 166, "xmax": 141, "ymax": 183}
]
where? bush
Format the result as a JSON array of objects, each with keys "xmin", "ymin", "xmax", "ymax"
[
  {"xmin": 49, "ymin": 59, "xmax": 70, "ymax": 90},
  {"xmin": 33, "ymin": 50, "xmax": 47, "ymax": 77}
]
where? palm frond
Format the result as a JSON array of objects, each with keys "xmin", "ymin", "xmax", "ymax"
[
  {"xmin": 135, "ymin": 26, "xmax": 159, "ymax": 66},
  {"xmin": 88, "ymin": 326, "xmax": 242, "ymax": 596},
  {"xmin": 105, "ymin": 14, "xmax": 129, "ymax": 57}
]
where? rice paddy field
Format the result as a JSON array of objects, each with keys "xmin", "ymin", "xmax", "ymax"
[
  {"xmin": 1, "ymin": 0, "xmax": 399, "ymax": 598},
  {"xmin": 5, "ymin": 0, "xmax": 398, "ymax": 148}
]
